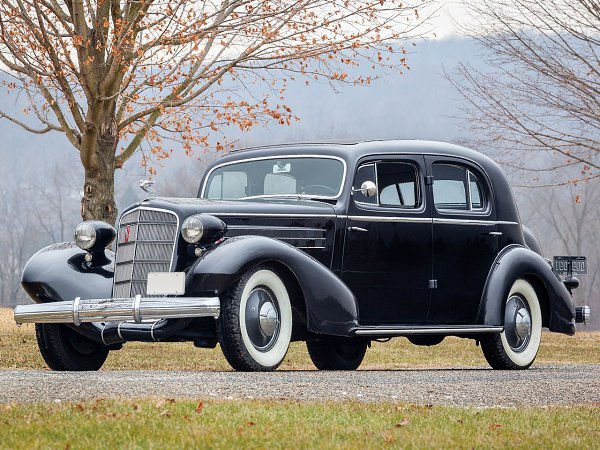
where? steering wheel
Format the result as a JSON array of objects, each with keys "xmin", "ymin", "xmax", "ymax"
[{"xmin": 302, "ymin": 184, "xmax": 337, "ymax": 196}]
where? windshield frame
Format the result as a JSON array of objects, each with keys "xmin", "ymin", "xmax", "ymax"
[{"xmin": 199, "ymin": 154, "xmax": 348, "ymax": 201}]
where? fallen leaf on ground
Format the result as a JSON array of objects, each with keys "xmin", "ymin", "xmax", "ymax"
[
  {"xmin": 395, "ymin": 418, "xmax": 410, "ymax": 427},
  {"xmin": 195, "ymin": 401, "xmax": 204, "ymax": 414}
]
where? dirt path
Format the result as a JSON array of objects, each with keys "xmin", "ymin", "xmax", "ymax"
[{"xmin": 2, "ymin": 364, "xmax": 599, "ymax": 407}]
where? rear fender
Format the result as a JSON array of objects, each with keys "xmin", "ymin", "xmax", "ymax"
[
  {"xmin": 21, "ymin": 242, "xmax": 114, "ymax": 304},
  {"xmin": 186, "ymin": 236, "xmax": 358, "ymax": 336},
  {"xmin": 477, "ymin": 245, "xmax": 575, "ymax": 335}
]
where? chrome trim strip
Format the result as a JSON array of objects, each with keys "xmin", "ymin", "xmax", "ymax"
[
  {"xmin": 344, "ymin": 215, "xmax": 519, "ymax": 226},
  {"xmin": 227, "ymin": 225, "xmax": 325, "ymax": 232},
  {"xmin": 101, "ymin": 325, "xmax": 108, "ymax": 346},
  {"xmin": 117, "ymin": 322, "xmax": 124, "ymax": 340},
  {"xmin": 347, "ymin": 215, "xmax": 432, "ymax": 224},
  {"xmin": 354, "ymin": 326, "xmax": 503, "ymax": 336},
  {"xmin": 72, "ymin": 297, "xmax": 81, "ymax": 326},
  {"xmin": 200, "ymin": 154, "xmax": 347, "ymax": 200},
  {"xmin": 204, "ymin": 212, "xmax": 337, "ymax": 218},
  {"xmin": 133, "ymin": 294, "xmax": 142, "ymax": 323},
  {"xmin": 433, "ymin": 218, "xmax": 518, "ymax": 226},
  {"xmin": 150, "ymin": 320, "xmax": 159, "ymax": 341}
]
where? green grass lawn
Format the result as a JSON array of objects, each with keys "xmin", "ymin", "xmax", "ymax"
[{"xmin": 0, "ymin": 400, "xmax": 598, "ymax": 449}]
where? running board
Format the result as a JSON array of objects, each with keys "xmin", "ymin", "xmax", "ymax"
[{"xmin": 353, "ymin": 325, "xmax": 503, "ymax": 336}]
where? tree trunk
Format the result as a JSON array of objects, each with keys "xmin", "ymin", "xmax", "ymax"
[{"xmin": 80, "ymin": 113, "xmax": 118, "ymax": 226}]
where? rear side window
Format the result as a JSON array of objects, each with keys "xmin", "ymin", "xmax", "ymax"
[{"xmin": 432, "ymin": 164, "xmax": 486, "ymax": 212}]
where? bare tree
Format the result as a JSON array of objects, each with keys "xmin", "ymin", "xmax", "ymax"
[
  {"xmin": 0, "ymin": 0, "xmax": 431, "ymax": 224},
  {"xmin": 516, "ymin": 180, "xmax": 600, "ymax": 329},
  {"xmin": 449, "ymin": 0, "xmax": 600, "ymax": 184},
  {"xmin": 0, "ymin": 161, "xmax": 83, "ymax": 306}
]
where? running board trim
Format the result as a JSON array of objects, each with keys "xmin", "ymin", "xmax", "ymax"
[{"xmin": 353, "ymin": 326, "xmax": 503, "ymax": 336}]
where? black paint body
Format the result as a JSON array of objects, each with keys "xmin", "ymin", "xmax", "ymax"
[{"xmin": 21, "ymin": 140, "xmax": 578, "ymax": 344}]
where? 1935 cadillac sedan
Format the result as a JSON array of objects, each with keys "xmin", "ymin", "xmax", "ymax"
[{"xmin": 15, "ymin": 140, "xmax": 591, "ymax": 372}]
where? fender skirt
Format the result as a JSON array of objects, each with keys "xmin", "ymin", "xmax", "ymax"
[
  {"xmin": 477, "ymin": 245, "xmax": 575, "ymax": 335},
  {"xmin": 186, "ymin": 236, "xmax": 359, "ymax": 336}
]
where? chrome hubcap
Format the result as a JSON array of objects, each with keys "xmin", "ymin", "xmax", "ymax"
[
  {"xmin": 515, "ymin": 307, "xmax": 531, "ymax": 340},
  {"xmin": 245, "ymin": 287, "xmax": 280, "ymax": 351},
  {"xmin": 504, "ymin": 295, "xmax": 532, "ymax": 352}
]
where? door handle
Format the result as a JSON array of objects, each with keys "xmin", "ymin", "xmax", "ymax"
[
  {"xmin": 348, "ymin": 226, "xmax": 368, "ymax": 232},
  {"xmin": 485, "ymin": 231, "xmax": 503, "ymax": 236}
]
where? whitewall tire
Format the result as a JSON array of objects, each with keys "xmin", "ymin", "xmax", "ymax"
[
  {"xmin": 219, "ymin": 265, "xmax": 292, "ymax": 371},
  {"xmin": 481, "ymin": 279, "xmax": 542, "ymax": 370}
]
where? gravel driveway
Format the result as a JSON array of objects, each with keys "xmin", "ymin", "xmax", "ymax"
[{"xmin": 2, "ymin": 364, "xmax": 599, "ymax": 407}]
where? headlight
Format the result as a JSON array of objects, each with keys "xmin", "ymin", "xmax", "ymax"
[
  {"xmin": 181, "ymin": 214, "xmax": 227, "ymax": 245},
  {"xmin": 73, "ymin": 221, "xmax": 116, "ymax": 252},
  {"xmin": 74, "ymin": 222, "xmax": 97, "ymax": 249},
  {"xmin": 181, "ymin": 215, "xmax": 205, "ymax": 243}
]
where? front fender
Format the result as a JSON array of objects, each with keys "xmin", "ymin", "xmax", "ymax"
[
  {"xmin": 186, "ymin": 236, "xmax": 359, "ymax": 336},
  {"xmin": 21, "ymin": 242, "xmax": 114, "ymax": 304},
  {"xmin": 477, "ymin": 245, "xmax": 575, "ymax": 335}
]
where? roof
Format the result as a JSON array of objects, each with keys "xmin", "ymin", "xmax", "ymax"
[{"xmin": 212, "ymin": 139, "xmax": 499, "ymax": 172}]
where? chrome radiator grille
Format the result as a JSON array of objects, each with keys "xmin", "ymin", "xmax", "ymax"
[{"xmin": 112, "ymin": 208, "xmax": 179, "ymax": 298}]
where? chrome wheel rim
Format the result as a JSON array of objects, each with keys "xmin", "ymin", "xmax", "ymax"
[
  {"xmin": 504, "ymin": 295, "xmax": 532, "ymax": 353},
  {"xmin": 245, "ymin": 287, "xmax": 280, "ymax": 352}
]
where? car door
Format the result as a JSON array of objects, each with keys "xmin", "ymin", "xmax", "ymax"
[
  {"xmin": 425, "ymin": 156, "xmax": 499, "ymax": 324},
  {"xmin": 341, "ymin": 156, "xmax": 432, "ymax": 325}
]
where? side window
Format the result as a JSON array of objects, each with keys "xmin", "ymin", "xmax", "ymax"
[
  {"xmin": 432, "ymin": 163, "xmax": 486, "ymax": 212},
  {"xmin": 353, "ymin": 163, "xmax": 377, "ymax": 204},
  {"xmin": 377, "ymin": 162, "xmax": 419, "ymax": 208},
  {"xmin": 353, "ymin": 161, "xmax": 420, "ymax": 208}
]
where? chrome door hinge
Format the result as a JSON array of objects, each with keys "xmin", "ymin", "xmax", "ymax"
[
  {"xmin": 428, "ymin": 279, "xmax": 438, "ymax": 289},
  {"xmin": 425, "ymin": 175, "xmax": 434, "ymax": 185}
]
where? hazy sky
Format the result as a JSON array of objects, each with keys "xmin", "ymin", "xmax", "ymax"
[{"xmin": 430, "ymin": 1, "xmax": 473, "ymax": 38}]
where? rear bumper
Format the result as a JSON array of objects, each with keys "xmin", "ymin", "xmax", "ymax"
[
  {"xmin": 14, "ymin": 295, "xmax": 220, "ymax": 325},
  {"xmin": 575, "ymin": 306, "xmax": 591, "ymax": 325}
]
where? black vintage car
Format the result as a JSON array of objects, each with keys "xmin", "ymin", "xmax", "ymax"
[{"xmin": 15, "ymin": 140, "xmax": 591, "ymax": 372}]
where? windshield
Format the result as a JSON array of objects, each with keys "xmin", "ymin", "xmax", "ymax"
[{"xmin": 202, "ymin": 157, "xmax": 345, "ymax": 200}]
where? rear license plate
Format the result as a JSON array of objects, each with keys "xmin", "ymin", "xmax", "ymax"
[
  {"xmin": 553, "ymin": 256, "xmax": 587, "ymax": 275},
  {"xmin": 147, "ymin": 272, "xmax": 185, "ymax": 295}
]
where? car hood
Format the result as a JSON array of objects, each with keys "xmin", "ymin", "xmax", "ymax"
[{"xmin": 124, "ymin": 196, "xmax": 337, "ymax": 220}]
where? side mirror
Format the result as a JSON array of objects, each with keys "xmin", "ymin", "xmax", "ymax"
[{"xmin": 352, "ymin": 180, "xmax": 377, "ymax": 197}]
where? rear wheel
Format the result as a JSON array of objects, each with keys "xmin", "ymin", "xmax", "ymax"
[
  {"xmin": 306, "ymin": 338, "xmax": 368, "ymax": 370},
  {"xmin": 35, "ymin": 323, "xmax": 109, "ymax": 371},
  {"xmin": 481, "ymin": 279, "xmax": 542, "ymax": 370},
  {"xmin": 219, "ymin": 265, "xmax": 293, "ymax": 371}
]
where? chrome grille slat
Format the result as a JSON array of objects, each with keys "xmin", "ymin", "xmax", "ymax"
[{"xmin": 112, "ymin": 207, "xmax": 179, "ymax": 298}]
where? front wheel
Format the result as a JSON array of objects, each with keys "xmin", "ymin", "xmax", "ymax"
[
  {"xmin": 306, "ymin": 338, "xmax": 368, "ymax": 370},
  {"xmin": 219, "ymin": 265, "xmax": 293, "ymax": 371},
  {"xmin": 481, "ymin": 279, "xmax": 542, "ymax": 370},
  {"xmin": 35, "ymin": 323, "xmax": 109, "ymax": 371}
]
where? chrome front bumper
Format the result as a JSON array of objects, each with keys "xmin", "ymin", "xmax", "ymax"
[{"xmin": 14, "ymin": 295, "xmax": 220, "ymax": 325}]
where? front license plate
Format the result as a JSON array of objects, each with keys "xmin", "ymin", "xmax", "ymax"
[
  {"xmin": 147, "ymin": 272, "xmax": 185, "ymax": 295},
  {"xmin": 553, "ymin": 256, "xmax": 587, "ymax": 275}
]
